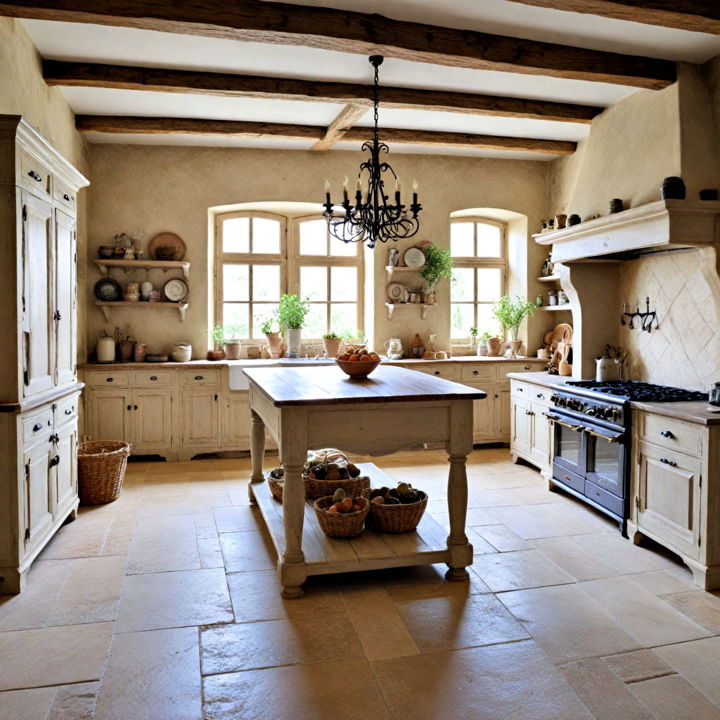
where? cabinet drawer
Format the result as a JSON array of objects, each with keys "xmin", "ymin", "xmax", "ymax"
[
  {"xmin": 53, "ymin": 180, "xmax": 76, "ymax": 211},
  {"xmin": 639, "ymin": 413, "xmax": 703, "ymax": 457},
  {"xmin": 22, "ymin": 406, "xmax": 53, "ymax": 446},
  {"xmin": 414, "ymin": 364, "xmax": 459, "ymax": 381},
  {"xmin": 511, "ymin": 380, "xmax": 536, "ymax": 399},
  {"xmin": 585, "ymin": 480, "xmax": 624, "ymax": 517},
  {"xmin": 54, "ymin": 394, "xmax": 79, "ymax": 427},
  {"xmin": 498, "ymin": 362, "xmax": 536, "ymax": 379},
  {"xmin": 178, "ymin": 369, "xmax": 221, "ymax": 388},
  {"xmin": 461, "ymin": 365, "xmax": 496, "ymax": 383},
  {"xmin": 552, "ymin": 464, "xmax": 584, "ymax": 494},
  {"xmin": 20, "ymin": 150, "xmax": 52, "ymax": 197},
  {"xmin": 85, "ymin": 371, "xmax": 131, "ymax": 387},
  {"xmin": 133, "ymin": 370, "xmax": 175, "ymax": 388}
]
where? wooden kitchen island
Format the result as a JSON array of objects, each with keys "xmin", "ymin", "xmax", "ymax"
[{"xmin": 244, "ymin": 364, "xmax": 486, "ymax": 598}]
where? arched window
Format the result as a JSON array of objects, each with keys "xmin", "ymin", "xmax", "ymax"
[
  {"xmin": 450, "ymin": 218, "xmax": 507, "ymax": 340},
  {"xmin": 214, "ymin": 210, "xmax": 363, "ymax": 341}
]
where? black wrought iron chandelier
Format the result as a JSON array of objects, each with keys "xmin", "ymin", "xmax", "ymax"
[{"xmin": 322, "ymin": 55, "xmax": 422, "ymax": 249}]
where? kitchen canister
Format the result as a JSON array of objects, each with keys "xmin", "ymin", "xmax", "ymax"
[
  {"xmin": 96, "ymin": 331, "xmax": 116, "ymax": 363},
  {"xmin": 134, "ymin": 343, "xmax": 147, "ymax": 363},
  {"xmin": 171, "ymin": 342, "xmax": 192, "ymax": 362}
]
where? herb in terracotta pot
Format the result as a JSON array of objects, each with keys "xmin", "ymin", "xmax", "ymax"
[
  {"xmin": 223, "ymin": 324, "xmax": 242, "ymax": 360},
  {"xmin": 278, "ymin": 294, "xmax": 310, "ymax": 358},
  {"xmin": 208, "ymin": 325, "xmax": 225, "ymax": 361},
  {"xmin": 261, "ymin": 318, "xmax": 283, "ymax": 359},
  {"xmin": 322, "ymin": 331, "xmax": 342, "ymax": 358},
  {"xmin": 420, "ymin": 243, "xmax": 452, "ymax": 303}
]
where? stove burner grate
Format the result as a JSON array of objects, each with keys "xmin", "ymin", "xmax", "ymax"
[{"xmin": 565, "ymin": 380, "xmax": 708, "ymax": 403}]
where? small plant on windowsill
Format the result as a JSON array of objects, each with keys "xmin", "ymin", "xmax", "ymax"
[
  {"xmin": 261, "ymin": 317, "xmax": 283, "ymax": 359},
  {"xmin": 208, "ymin": 325, "xmax": 225, "ymax": 361},
  {"xmin": 278, "ymin": 294, "xmax": 310, "ymax": 358},
  {"xmin": 492, "ymin": 294, "xmax": 536, "ymax": 358},
  {"xmin": 223, "ymin": 323, "xmax": 243, "ymax": 360},
  {"xmin": 322, "ymin": 331, "xmax": 342, "ymax": 358},
  {"xmin": 421, "ymin": 243, "xmax": 453, "ymax": 304}
]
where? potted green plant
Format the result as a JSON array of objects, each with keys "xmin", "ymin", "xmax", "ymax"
[
  {"xmin": 421, "ymin": 243, "xmax": 453, "ymax": 304},
  {"xmin": 478, "ymin": 330, "xmax": 493, "ymax": 356},
  {"xmin": 208, "ymin": 325, "xmax": 225, "ymax": 361},
  {"xmin": 223, "ymin": 323, "xmax": 242, "ymax": 360},
  {"xmin": 492, "ymin": 295, "xmax": 536, "ymax": 358},
  {"xmin": 261, "ymin": 317, "xmax": 283, "ymax": 359},
  {"xmin": 322, "ymin": 331, "xmax": 342, "ymax": 358},
  {"xmin": 277, "ymin": 294, "xmax": 310, "ymax": 358}
]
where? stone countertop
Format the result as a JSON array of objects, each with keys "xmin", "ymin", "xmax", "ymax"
[
  {"xmin": 79, "ymin": 356, "xmax": 548, "ymax": 371},
  {"xmin": 507, "ymin": 372, "xmax": 720, "ymax": 427}
]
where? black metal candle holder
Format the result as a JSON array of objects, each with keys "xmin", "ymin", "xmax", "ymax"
[{"xmin": 621, "ymin": 297, "xmax": 658, "ymax": 333}]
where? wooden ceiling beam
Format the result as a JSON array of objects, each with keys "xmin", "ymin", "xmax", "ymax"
[
  {"xmin": 43, "ymin": 61, "xmax": 604, "ymax": 124},
  {"xmin": 312, "ymin": 104, "xmax": 368, "ymax": 151},
  {"xmin": 0, "ymin": 0, "xmax": 675, "ymax": 88},
  {"xmin": 505, "ymin": 1, "xmax": 720, "ymax": 35},
  {"xmin": 75, "ymin": 115, "xmax": 576, "ymax": 155}
]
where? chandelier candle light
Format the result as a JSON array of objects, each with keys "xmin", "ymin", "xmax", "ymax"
[{"xmin": 323, "ymin": 56, "xmax": 422, "ymax": 249}]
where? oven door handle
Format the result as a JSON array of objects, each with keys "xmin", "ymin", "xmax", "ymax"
[
  {"xmin": 587, "ymin": 428, "xmax": 622, "ymax": 443},
  {"xmin": 544, "ymin": 413, "xmax": 585, "ymax": 431}
]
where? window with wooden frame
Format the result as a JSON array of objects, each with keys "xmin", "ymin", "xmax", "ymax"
[
  {"xmin": 449, "ymin": 218, "xmax": 507, "ymax": 340},
  {"xmin": 214, "ymin": 211, "xmax": 363, "ymax": 341},
  {"xmin": 290, "ymin": 216, "xmax": 363, "ymax": 339}
]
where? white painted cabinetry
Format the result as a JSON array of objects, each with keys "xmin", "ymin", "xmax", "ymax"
[
  {"xmin": 509, "ymin": 379, "xmax": 553, "ymax": 477},
  {"xmin": 0, "ymin": 116, "xmax": 87, "ymax": 593}
]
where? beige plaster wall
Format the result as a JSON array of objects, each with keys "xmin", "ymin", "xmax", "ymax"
[
  {"xmin": 0, "ymin": 17, "xmax": 89, "ymax": 361},
  {"xmin": 86, "ymin": 144, "xmax": 549, "ymax": 359}
]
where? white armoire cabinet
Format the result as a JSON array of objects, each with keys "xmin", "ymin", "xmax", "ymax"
[{"xmin": 0, "ymin": 116, "xmax": 88, "ymax": 593}]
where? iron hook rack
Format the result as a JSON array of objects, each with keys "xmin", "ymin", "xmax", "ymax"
[{"xmin": 621, "ymin": 297, "xmax": 658, "ymax": 333}]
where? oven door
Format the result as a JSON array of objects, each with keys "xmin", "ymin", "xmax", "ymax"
[
  {"xmin": 586, "ymin": 424, "xmax": 626, "ymax": 499},
  {"xmin": 548, "ymin": 412, "xmax": 587, "ymax": 477}
]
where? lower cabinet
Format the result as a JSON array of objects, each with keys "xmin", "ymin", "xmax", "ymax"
[
  {"xmin": 134, "ymin": 389, "xmax": 173, "ymax": 452},
  {"xmin": 510, "ymin": 380, "xmax": 552, "ymax": 477},
  {"xmin": 180, "ymin": 390, "xmax": 221, "ymax": 456},
  {"xmin": 224, "ymin": 391, "xmax": 251, "ymax": 448}
]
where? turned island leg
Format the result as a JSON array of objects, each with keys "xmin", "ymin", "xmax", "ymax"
[{"xmin": 248, "ymin": 410, "xmax": 266, "ymax": 504}]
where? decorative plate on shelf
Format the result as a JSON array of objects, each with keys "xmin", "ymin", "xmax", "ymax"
[
  {"xmin": 148, "ymin": 232, "xmax": 186, "ymax": 261},
  {"xmin": 403, "ymin": 246, "xmax": 426, "ymax": 268},
  {"xmin": 386, "ymin": 282, "xmax": 408, "ymax": 304},
  {"xmin": 94, "ymin": 278, "xmax": 121, "ymax": 301},
  {"xmin": 163, "ymin": 278, "xmax": 188, "ymax": 302}
]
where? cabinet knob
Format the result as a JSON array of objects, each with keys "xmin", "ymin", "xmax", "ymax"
[
  {"xmin": 524, "ymin": 365, "xmax": 531, "ymax": 370},
  {"xmin": 433, "ymin": 370, "xmax": 440, "ymax": 375},
  {"xmin": 659, "ymin": 457, "xmax": 678, "ymax": 467},
  {"xmin": 517, "ymin": 387, "xmax": 523, "ymax": 392},
  {"xmin": 660, "ymin": 430, "xmax": 674, "ymax": 438},
  {"xmin": 106, "ymin": 377, "xmax": 114, "ymax": 382},
  {"xmin": 214, "ymin": 394, "xmax": 218, "ymax": 401},
  {"xmin": 49, "ymin": 455, "xmax": 60, "ymax": 467},
  {"xmin": 537, "ymin": 393, "xmax": 544, "ymax": 399},
  {"xmin": 28, "ymin": 170, "xmax": 42, "ymax": 182},
  {"xmin": 64, "ymin": 408, "xmax": 73, "ymax": 415},
  {"xmin": 150, "ymin": 376, "xmax": 158, "ymax": 381},
  {"xmin": 63, "ymin": 193, "xmax": 71, "ymax": 201},
  {"xmin": 194, "ymin": 375, "xmax": 204, "ymax": 380},
  {"xmin": 127, "ymin": 405, "xmax": 131, "ymax": 411},
  {"xmin": 32, "ymin": 422, "xmax": 42, "ymax": 432},
  {"xmin": 134, "ymin": 405, "xmax": 138, "ymax": 410}
]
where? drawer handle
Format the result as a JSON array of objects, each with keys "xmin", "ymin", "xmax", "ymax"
[
  {"xmin": 660, "ymin": 430, "xmax": 675, "ymax": 438},
  {"xmin": 150, "ymin": 375, "xmax": 158, "ymax": 381},
  {"xmin": 63, "ymin": 193, "xmax": 71, "ymax": 201},
  {"xmin": 49, "ymin": 455, "xmax": 60, "ymax": 467},
  {"xmin": 537, "ymin": 393, "xmax": 544, "ymax": 399},
  {"xmin": 473, "ymin": 370, "xmax": 479, "ymax": 375},
  {"xmin": 127, "ymin": 405, "xmax": 131, "ymax": 411},
  {"xmin": 194, "ymin": 375, "xmax": 204, "ymax": 380},
  {"xmin": 563, "ymin": 475, "xmax": 572, "ymax": 483},
  {"xmin": 660, "ymin": 457, "xmax": 678, "ymax": 467},
  {"xmin": 32, "ymin": 422, "xmax": 43, "ymax": 432},
  {"xmin": 517, "ymin": 387, "xmax": 523, "ymax": 392},
  {"xmin": 64, "ymin": 408, "xmax": 73, "ymax": 415},
  {"xmin": 134, "ymin": 405, "xmax": 138, "ymax": 410},
  {"xmin": 27, "ymin": 170, "xmax": 42, "ymax": 182},
  {"xmin": 106, "ymin": 377, "xmax": 114, "ymax": 382},
  {"xmin": 524, "ymin": 365, "xmax": 531, "ymax": 370}
]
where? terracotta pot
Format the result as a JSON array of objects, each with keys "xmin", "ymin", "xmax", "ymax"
[
  {"xmin": 224, "ymin": 341, "xmax": 242, "ymax": 360},
  {"xmin": 206, "ymin": 350, "xmax": 224, "ymax": 361},
  {"xmin": 509, "ymin": 340, "xmax": 523, "ymax": 358},
  {"xmin": 265, "ymin": 332, "xmax": 283, "ymax": 359},
  {"xmin": 486, "ymin": 338, "xmax": 503, "ymax": 357},
  {"xmin": 323, "ymin": 337, "xmax": 342, "ymax": 358}
]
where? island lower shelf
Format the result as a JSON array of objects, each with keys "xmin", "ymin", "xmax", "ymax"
[{"xmin": 250, "ymin": 462, "xmax": 453, "ymax": 576}]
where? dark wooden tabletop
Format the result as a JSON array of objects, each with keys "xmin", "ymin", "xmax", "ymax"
[{"xmin": 244, "ymin": 365, "xmax": 488, "ymax": 407}]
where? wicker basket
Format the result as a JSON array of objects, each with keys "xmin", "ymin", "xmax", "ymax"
[
  {"xmin": 365, "ymin": 489, "xmax": 428, "ymax": 533},
  {"xmin": 77, "ymin": 440, "xmax": 131, "ymax": 505},
  {"xmin": 303, "ymin": 473, "xmax": 370, "ymax": 500},
  {"xmin": 313, "ymin": 495, "xmax": 369, "ymax": 538},
  {"xmin": 268, "ymin": 476, "xmax": 284, "ymax": 502}
]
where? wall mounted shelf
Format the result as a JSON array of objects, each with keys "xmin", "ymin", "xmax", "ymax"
[
  {"xmin": 94, "ymin": 259, "xmax": 190, "ymax": 281},
  {"xmin": 537, "ymin": 275, "xmax": 560, "ymax": 283},
  {"xmin": 540, "ymin": 304, "xmax": 572, "ymax": 312},
  {"xmin": 95, "ymin": 300, "xmax": 188, "ymax": 323},
  {"xmin": 385, "ymin": 302, "xmax": 433, "ymax": 320},
  {"xmin": 385, "ymin": 265, "xmax": 423, "ymax": 279}
]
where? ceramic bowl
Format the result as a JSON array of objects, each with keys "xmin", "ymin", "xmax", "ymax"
[{"xmin": 335, "ymin": 358, "xmax": 381, "ymax": 379}]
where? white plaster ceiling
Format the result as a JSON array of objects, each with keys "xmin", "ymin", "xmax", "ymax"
[{"xmin": 19, "ymin": 1, "xmax": 720, "ymax": 158}]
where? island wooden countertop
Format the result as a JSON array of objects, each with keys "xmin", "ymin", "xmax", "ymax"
[{"xmin": 244, "ymin": 364, "xmax": 487, "ymax": 407}]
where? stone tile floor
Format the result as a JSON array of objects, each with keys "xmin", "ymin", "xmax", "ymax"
[{"xmin": 1, "ymin": 447, "xmax": 720, "ymax": 719}]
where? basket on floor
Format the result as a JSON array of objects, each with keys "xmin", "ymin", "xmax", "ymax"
[
  {"xmin": 78, "ymin": 440, "xmax": 132, "ymax": 505},
  {"xmin": 304, "ymin": 473, "xmax": 370, "ymax": 500},
  {"xmin": 268, "ymin": 475, "xmax": 284, "ymax": 502},
  {"xmin": 364, "ymin": 489, "xmax": 428, "ymax": 533},
  {"xmin": 313, "ymin": 495, "xmax": 369, "ymax": 538}
]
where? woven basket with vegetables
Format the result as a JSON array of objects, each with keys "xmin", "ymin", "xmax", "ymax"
[
  {"xmin": 314, "ymin": 488, "xmax": 369, "ymax": 538},
  {"xmin": 365, "ymin": 483, "xmax": 428, "ymax": 533}
]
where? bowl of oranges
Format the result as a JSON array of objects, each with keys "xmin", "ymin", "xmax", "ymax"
[{"xmin": 335, "ymin": 345, "xmax": 381, "ymax": 379}]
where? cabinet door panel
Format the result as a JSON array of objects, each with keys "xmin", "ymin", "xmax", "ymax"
[
  {"xmin": 638, "ymin": 442, "xmax": 701, "ymax": 559},
  {"xmin": 23, "ymin": 440, "xmax": 54, "ymax": 552},
  {"xmin": 54, "ymin": 421, "xmax": 77, "ymax": 516},
  {"xmin": 496, "ymin": 388, "xmax": 511, "ymax": 439},
  {"xmin": 134, "ymin": 389, "xmax": 173, "ymax": 450},
  {"xmin": 511, "ymin": 396, "xmax": 532, "ymax": 456},
  {"xmin": 22, "ymin": 194, "xmax": 54, "ymax": 399},
  {"xmin": 224, "ymin": 392, "xmax": 250, "ymax": 449},
  {"xmin": 85, "ymin": 389, "xmax": 133, "ymax": 443},
  {"xmin": 182, "ymin": 391, "xmax": 220, "ymax": 448},
  {"xmin": 530, "ymin": 401, "xmax": 552, "ymax": 471},
  {"xmin": 473, "ymin": 394, "xmax": 495, "ymax": 442},
  {"xmin": 54, "ymin": 210, "xmax": 76, "ymax": 388}
]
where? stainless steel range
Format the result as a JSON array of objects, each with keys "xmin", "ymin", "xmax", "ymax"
[{"xmin": 547, "ymin": 380, "xmax": 707, "ymax": 535}]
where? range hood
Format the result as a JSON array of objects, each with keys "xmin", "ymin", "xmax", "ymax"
[{"xmin": 535, "ymin": 199, "xmax": 720, "ymax": 263}]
